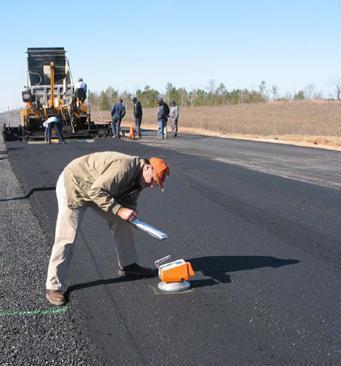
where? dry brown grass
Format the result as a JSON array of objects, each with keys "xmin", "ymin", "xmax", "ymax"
[{"xmin": 91, "ymin": 101, "xmax": 341, "ymax": 149}]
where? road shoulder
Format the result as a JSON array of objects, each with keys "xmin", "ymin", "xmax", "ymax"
[{"xmin": 0, "ymin": 135, "xmax": 104, "ymax": 365}]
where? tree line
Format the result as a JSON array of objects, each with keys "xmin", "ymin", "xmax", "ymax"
[{"xmin": 88, "ymin": 80, "xmax": 337, "ymax": 111}]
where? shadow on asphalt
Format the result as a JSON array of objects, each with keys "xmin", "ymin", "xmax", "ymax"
[
  {"xmin": 6, "ymin": 146, "xmax": 25, "ymax": 151},
  {"xmin": 65, "ymin": 256, "xmax": 299, "ymax": 296},
  {"xmin": 65, "ymin": 273, "xmax": 157, "ymax": 298},
  {"xmin": 188, "ymin": 255, "xmax": 300, "ymax": 288},
  {"xmin": 0, "ymin": 186, "xmax": 55, "ymax": 202}
]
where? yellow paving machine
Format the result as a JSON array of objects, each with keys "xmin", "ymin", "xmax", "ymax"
[{"xmin": 3, "ymin": 47, "xmax": 109, "ymax": 141}]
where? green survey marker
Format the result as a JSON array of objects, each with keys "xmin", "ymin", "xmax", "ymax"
[{"xmin": 0, "ymin": 305, "xmax": 68, "ymax": 317}]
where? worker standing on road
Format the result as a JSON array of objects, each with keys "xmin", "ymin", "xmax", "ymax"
[
  {"xmin": 157, "ymin": 96, "xmax": 167, "ymax": 139},
  {"xmin": 45, "ymin": 152, "xmax": 170, "ymax": 306},
  {"xmin": 169, "ymin": 101, "xmax": 179, "ymax": 137},
  {"xmin": 132, "ymin": 97, "xmax": 143, "ymax": 138},
  {"xmin": 75, "ymin": 78, "xmax": 87, "ymax": 103},
  {"xmin": 43, "ymin": 116, "xmax": 65, "ymax": 144},
  {"xmin": 163, "ymin": 100, "xmax": 170, "ymax": 138},
  {"xmin": 111, "ymin": 99, "xmax": 126, "ymax": 138}
]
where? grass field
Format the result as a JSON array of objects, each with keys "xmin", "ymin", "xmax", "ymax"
[{"xmin": 91, "ymin": 101, "xmax": 340, "ymax": 149}]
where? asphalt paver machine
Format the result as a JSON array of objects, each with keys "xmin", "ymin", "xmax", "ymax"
[{"xmin": 3, "ymin": 47, "xmax": 109, "ymax": 141}]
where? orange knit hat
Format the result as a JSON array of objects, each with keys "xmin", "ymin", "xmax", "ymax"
[{"xmin": 149, "ymin": 157, "xmax": 170, "ymax": 189}]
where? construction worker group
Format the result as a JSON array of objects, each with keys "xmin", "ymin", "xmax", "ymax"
[
  {"xmin": 43, "ymin": 78, "xmax": 180, "ymax": 143},
  {"xmin": 111, "ymin": 95, "xmax": 180, "ymax": 140}
]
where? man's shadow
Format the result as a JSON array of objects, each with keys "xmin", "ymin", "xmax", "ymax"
[
  {"xmin": 64, "ymin": 275, "xmax": 145, "ymax": 299},
  {"xmin": 188, "ymin": 255, "xmax": 299, "ymax": 288},
  {"xmin": 65, "ymin": 255, "xmax": 299, "ymax": 297}
]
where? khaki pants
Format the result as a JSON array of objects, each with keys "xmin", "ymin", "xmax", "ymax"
[{"xmin": 46, "ymin": 172, "xmax": 138, "ymax": 292}]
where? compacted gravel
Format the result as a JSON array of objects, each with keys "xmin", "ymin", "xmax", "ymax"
[{"xmin": 0, "ymin": 134, "xmax": 103, "ymax": 366}]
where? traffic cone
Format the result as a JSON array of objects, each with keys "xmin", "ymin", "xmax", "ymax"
[{"xmin": 129, "ymin": 123, "xmax": 135, "ymax": 139}]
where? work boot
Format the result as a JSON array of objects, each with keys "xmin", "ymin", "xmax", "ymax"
[
  {"xmin": 118, "ymin": 263, "xmax": 156, "ymax": 278},
  {"xmin": 46, "ymin": 290, "xmax": 66, "ymax": 306}
]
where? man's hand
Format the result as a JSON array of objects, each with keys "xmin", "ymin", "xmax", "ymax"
[{"xmin": 116, "ymin": 207, "xmax": 137, "ymax": 221}]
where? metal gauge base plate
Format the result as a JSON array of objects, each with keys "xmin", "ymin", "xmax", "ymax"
[{"xmin": 158, "ymin": 281, "xmax": 191, "ymax": 292}]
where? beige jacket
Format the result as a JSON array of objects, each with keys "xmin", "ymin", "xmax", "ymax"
[{"xmin": 63, "ymin": 151, "xmax": 146, "ymax": 214}]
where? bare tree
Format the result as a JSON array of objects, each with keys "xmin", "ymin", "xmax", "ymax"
[
  {"xmin": 331, "ymin": 77, "xmax": 341, "ymax": 101},
  {"xmin": 304, "ymin": 83, "xmax": 315, "ymax": 100},
  {"xmin": 206, "ymin": 79, "xmax": 216, "ymax": 93},
  {"xmin": 259, "ymin": 80, "xmax": 268, "ymax": 101},
  {"xmin": 271, "ymin": 85, "xmax": 279, "ymax": 100},
  {"xmin": 313, "ymin": 90, "xmax": 323, "ymax": 100}
]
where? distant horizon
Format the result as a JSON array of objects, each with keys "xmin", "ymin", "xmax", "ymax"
[
  {"xmin": 1, "ymin": 0, "xmax": 340, "ymax": 111},
  {"xmin": 1, "ymin": 96, "xmax": 339, "ymax": 116},
  {"xmin": 2, "ymin": 71, "xmax": 341, "ymax": 114}
]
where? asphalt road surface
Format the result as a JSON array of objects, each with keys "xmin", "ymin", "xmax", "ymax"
[{"xmin": 2, "ymin": 132, "xmax": 341, "ymax": 365}]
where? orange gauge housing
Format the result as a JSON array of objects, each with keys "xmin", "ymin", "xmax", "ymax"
[{"xmin": 159, "ymin": 259, "xmax": 195, "ymax": 283}]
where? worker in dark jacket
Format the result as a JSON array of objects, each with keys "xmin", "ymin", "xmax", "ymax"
[
  {"xmin": 75, "ymin": 78, "xmax": 87, "ymax": 103},
  {"xmin": 132, "ymin": 97, "xmax": 143, "ymax": 138},
  {"xmin": 111, "ymin": 99, "xmax": 126, "ymax": 138},
  {"xmin": 46, "ymin": 152, "xmax": 170, "ymax": 306},
  {"xmin": 163, "ymin": 101, "xmax": 170, "ymax": 138},
  {"xmin": 157, "ymin": 97, "xmax": 167, "ymax": 139}
]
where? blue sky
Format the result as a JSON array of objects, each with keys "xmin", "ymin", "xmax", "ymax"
[{"xmin": 0, "ymin": 0, "xmax": 339, "ymax": 111}]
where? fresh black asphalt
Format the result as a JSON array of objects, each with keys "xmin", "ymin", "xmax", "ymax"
[{"xmin": 1, "ymin": 133, "xmax": 341, "ymax": 365}]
